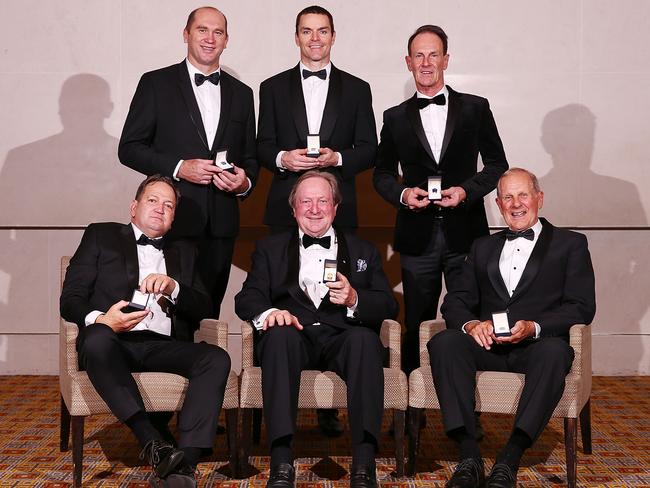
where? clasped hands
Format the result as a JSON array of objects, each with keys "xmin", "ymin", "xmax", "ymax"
[
  {"xmin": 465, "ymin": 319, "xmax": 536, "ymax": 350},
  {"xmin": 280, "ymin": 148, "xmax": 339, "ymax": 172},
  {"xmin": 178, "ymin": 158, "xmax": 249, "ymax": 193},
  {"xmin": 402, "ymin": 185, "xmax": 466, "ymax": 211}
]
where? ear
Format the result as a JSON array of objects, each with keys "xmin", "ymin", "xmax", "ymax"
[
  {"xmin": 294, "ymin": 32, "xmax": 300, "ymax": 48},
  {"xmin": 442, "ymin": 53, "xmax": 450, "ymax": 70},
  {"xmin": 537, "ymin": 191, "xmax": 544, "ymax": 209},
  {"xmin": 183, "ymin": 29, "xmax": 189, "ymax": 44},
  {"xmin": 129, "ymin": 200, "xmax": 138, "ymax": 219},
  {"xmin": 331, "ymin": 30, "xmax": 336, "ymax": 45},
  {"xmin": 405, "ymin": 55, "xmax": 413, "ymax": 73}
]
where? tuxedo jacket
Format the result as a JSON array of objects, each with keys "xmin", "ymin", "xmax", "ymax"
[
  {"xmin": 441, "ymin": 219, "xmax": 596, "ymax": 341},
  {"xmin": 373, "ymin": 86, "xmax": 508, "ymax": 255},
  {"xmin": 118, "ymin": 61, "xmax": 258, "ymax": 238},
  {"xmin": 60, "ymin": 223, "xmax": 212, "ymax": 342},
  {"xmin": 235, "ymin": 230, "xmax": 398, "ymax": 332},
  {"xmin": 257, "ymin": 64, "xmax": 377, "ymax": 228}
]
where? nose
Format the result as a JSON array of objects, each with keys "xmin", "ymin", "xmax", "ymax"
[{"xmin": 310, "ymin": 30, "xmax": 319, "ymax": 41}]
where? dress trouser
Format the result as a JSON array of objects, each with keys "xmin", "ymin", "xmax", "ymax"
[{"xmin": 194, "ymin": 235, "xmax": 236, "ymax": 319}]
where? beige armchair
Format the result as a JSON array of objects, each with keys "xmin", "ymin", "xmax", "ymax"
[
  {"xmin": 407, "ymin": 319, "xmax": 592, "ymax": 488},
  {"xmin": 237, "ymin": 319, "xmax": 409, "ymax": 476},
  {"xmin": 58, "ymin": 256, "xmax": 240, "ymax": 487}
]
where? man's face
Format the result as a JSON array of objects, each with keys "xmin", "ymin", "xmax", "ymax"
[
  {"xmin": 183, "ymin": 8, "xmax": 228, "ymax": 71},
  {"xmin": 405, "ymin": 32, "xmax": 449, "ymax": 94},
  {"xmin": 130, "ymin": 182, "xmax": 177, "ymax": 238},
  {"xmin": 295, "ymin": 13, "xmax": 335, "ymax": 66},
  {"xmin": 496, "ymin": 173, "xmax": 544, "ymax": 231},
  {"xmin": 292, "ymin": 177, "xmax": 338, "ymax": 237}
]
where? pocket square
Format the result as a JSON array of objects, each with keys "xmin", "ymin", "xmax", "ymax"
[{"xmin": 356, "ymin": 259, "xmax": 367, "ymax": 272}]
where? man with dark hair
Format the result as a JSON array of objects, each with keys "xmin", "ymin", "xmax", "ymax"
[
  {"xmin": 373, "ymin": 24, "xmax": 508, "ymax": 375},
  {"xmin": 430, "ymin": 168, "xmax": 596, "ymax": 488},
  {"xmin": 257, "ymin": 5, "xmax": 377, "ymax": 235},
  {"xmin": 119, "ymin": 6, "xmax": 258, "ymax": 319},
  {"xmin": 235, "ymin": 171, "xmax": 398, "ymax": 488},
  {"xmin": 61, "ymin": 175, "xmax": 231, "ymax": 486}
]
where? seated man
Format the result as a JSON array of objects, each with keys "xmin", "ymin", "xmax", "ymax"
[
  {"xmin": 235, "ymin": 171, "xmax": 398, "ymax": 488},
  {"xmin": 60, "ymin": 175, "xmax": 231, "ymax": 487},
  {"xmin": 429, "ymin": 168, "xmax": 596, "ymax": 488}
]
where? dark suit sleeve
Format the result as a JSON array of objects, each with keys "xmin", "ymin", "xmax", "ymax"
[
  {"xmin": 238, "ymin": 85, "xmax": 259, "ymax": 190},
  {"xmin": 256, "ymin": 79, "xmax": 283, "ymax": 172},
  {"xmin": 234, "ymin": 241, "xmax": 275, "ymax": 321},
  {"xmin": 459, "ymin": 99, "xmax": 508, "ymax": 205},
  {"xmin": 353, "ymin": 244, "xmax": 399, "ymax": 324},
  {"xmin": 118, "ymin": 74, "xmax": 180, "ymax": 177},
  {"xmin": 172, "ymin": 244, "xmax": 213, "ymax": 326},
  {"xmin": 440, "ymin": 243, "xmax": 483, "ymax": 329},
  {"xmin": 373, "ymin": 110, "xmax": 405, "ymax": 207}
]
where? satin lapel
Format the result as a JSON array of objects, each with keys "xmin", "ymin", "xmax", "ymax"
[
  {"xmin": 439, "ymin": 87, "xmax": 459, "ymax": 163},
  {"xmin": 319, "ymin": 229, "xmax": 350, "ymax": 312},
  {"xmin": 319, "ymin": 66, "xmax": 341, "ymax": 141},
  {"xmin": 212, "ymin": 71, "xmax": 232, "ymax": 153},
  {"xmin": 290, "ymin": 65, "xmax": 309, "ymax": 143},
  {"xmin": 406, "ymin": 95, "xmax": 437, "ymax": 168},
  {"xmin": 511, "ymin": 220, "xmax": 554, "ymax": 302},
  {"xmin": 286, "ymin": 231, "xmax": 315, "ymax": 310},
  {"xmin": 176, "ymin": 62, "xmax": 209, "ymax": 151},
  {"xmin": 119, "ymin": 224, "xmax": 140, "ymax": 290},
  {"xmin": 163, "ymin": 244, "xmax": 181, "ymax": 283},
  {"xmin": 487, "ymin": 232, "xmax": 510, "ymax": 303}
]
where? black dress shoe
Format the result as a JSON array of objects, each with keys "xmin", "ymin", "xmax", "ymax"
[
  {"xmin": 267, "ymin": 463, "xmax": 295, "ymax": 488},
  {"xmin": 350, "ymin": 465, "xmax": 378, "ymax": 488},
  {"xmin": 317, "ymin": 409, "xmax": 344, "ymax": 437},
  {"xmin": 486, "ymin": 463, "xmax": 516, "ymax": 488},
  {"xmin": 445, "ymin": 458, "xmax": 485, "ymax": 488},
  {"xmin": 140, "ymin": 440, "xmax": 185, "ymax": 479}
]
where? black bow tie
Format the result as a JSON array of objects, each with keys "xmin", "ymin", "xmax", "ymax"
[
  {"xmin": 302, "ymin": 234, "xmax": 331, "ymax": 249},
  {"xmin": 194, "ymin": 71, "xmax": 220, "ymax": 86},
  {"xmin": 417, "ymin": 94, "xmax": 446, "ymax": 109},
  {"xmin": 302, "ymin": 69, "xmax": 327, "ymax": 80},
  {"xmin": 505, "ymin": 228, "xmax": 535, "ymax": 241},
  {"xmin": 137, "ymin": 234, "xmax": 165, "ymax": 250}
]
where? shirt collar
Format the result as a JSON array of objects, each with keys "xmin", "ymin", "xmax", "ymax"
[
  {"xmin": 298, "ymin": 226, "xmax": 336, "ymax": 248},
  {"xmin": 185, "ymin": 58, "xmax": 221, "ymax": 80},
  {"xmin": 299, "ymin": 62, "xmax": 331, "ymax": 81},
  {"xmin": 131, "ymin": 223, "xmax": 164, "ymax": 243},
  {"xmin": 416, "ymin": 85, "xmax": 448, "ymax": 100}
]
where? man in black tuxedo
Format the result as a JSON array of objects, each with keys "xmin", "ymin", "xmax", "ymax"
[
  {"xmin": 257, "ymin": 5, "xmax": 377, "ymax": 233},
  {"xmin": 430, "ymin": 168, "xmax": 596, "ymax": 488},
  {"xmin": 119, "ymin": 7, "xmax": 258, "ymax": 318},
  {"xmin": 373, "ymin": 25, "xmax": 508, "ymax": 375},
  {"xmin": 60, "ymin": 175, "xmax": 231, "ymax": 487},
  {"xmin": 235, "ymin": 171, "xmax": 398, "ymax": 488}
]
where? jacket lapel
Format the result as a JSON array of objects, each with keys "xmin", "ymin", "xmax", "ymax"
[
  {"xmin": 318, "ymin": 229, "xmax": 350, "ymax": 312},
  {"xmin": 120, "ymin": 224, "xmax": 140, "ymax": 290},
  {"xmin": 176, "ymin": 61, "xmax": 209, "ymax": 151},
  {"xmin": 211, "ymin": 70, "xmax": 233, "ymax": 154},
  {"xmin": 319, "ymin": 65, "xmax": 341, "ymax": 142},
  {"xmin": 290, "ymin": 65, "xmax": 310, "ymax": 144},
  {"xmin": 487, "ymin": 232, "xmax": 510, "ymax": 304},
  {"xmin": 406, "ymin": 95, "xmax": 437, "ymax": 168},
  {"xmin": 439, "ymin": 86, "xmax": 459, "ymax": 163},
  {"xmin": 285, "ymin": 231, "xmax": 315, "ymax": 310},
  {"xmin": 510, "ymin": 219, "xmax": 553, "ymax": 302}
]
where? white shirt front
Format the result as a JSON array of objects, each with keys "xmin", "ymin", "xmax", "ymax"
[
  {"xmin": 417, "ymin": 85, "xmax": 449, "ymax": 163},
  {"xmin": 186, "ymin": 59, "xmax": 221, "ymax": 150},
  {"xmin": 499, "ymin": 220, "xmax": 544, "ymax": 297}
]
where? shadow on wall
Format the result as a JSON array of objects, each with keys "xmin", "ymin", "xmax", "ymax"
[{"xmin": 539, "ymin": 103, "xmax": 648, "ymax": 373}]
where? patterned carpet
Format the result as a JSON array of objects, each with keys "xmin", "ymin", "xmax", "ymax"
[{"xmin": 0, "ymin": 376, "xmax": 648, "ymax": 487}]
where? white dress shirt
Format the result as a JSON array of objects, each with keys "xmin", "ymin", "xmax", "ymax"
[{"xmin": 186, "ymin": 59, "xmax": 221, "ymax": 150}]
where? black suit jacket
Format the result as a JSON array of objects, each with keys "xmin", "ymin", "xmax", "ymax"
[
  {"xmin": 235, "ymin": 230, "xmax": 398, "ymax": 331},
  {"xmin": 441, "ymin": 219, "xmax": 596, "ymax": 340},
  {"xmin": 257, "ymin": 64, "xmax": 377, "ymax": 228},
  {"xmin": 60, "ymin": 223, "xmax": 211, "ymax": 342},
  {"xmin": 373, "ymin": 86, "xmax": 508, "ymax": 255},
  {"xmin": 118, "ymin": 61, "xmax": 258, "ymax": 238}
]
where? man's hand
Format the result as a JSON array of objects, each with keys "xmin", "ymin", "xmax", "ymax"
[
  {"xmin": 95, "ymin": 300, "xmax": 149, "ymax": 333},
  {"xmin": 466, "ymin": 320, "xmax": 496, "ymax": 350},
  {"xmin": 316, "ymin": 147, "xmax": 339, "ymax": 168},
  {"xmin": 326, "ymin": 272, "xmax": 357, "ymax": 308},
  {"xmin": 280, "ymin": 149, "xmax": 320, "ymax": 172},
  {"xmin": 496, "ymin": 320, "xmax": 536, "ymax": 344},
  {"xmin": 140, "ymin": 273, "xmax": 176, "ymax": 296},
  {"xmin": 402, "ymin": 187, "xmax": 431, "ymax": 211},
  {"xmin": 178, "ymin": 159, "xmax": 220, "ymax": 185},
  {"xmin": 434, "ymin": 186, "xmax": 466, "ymax": 208},
  {"xmin": 212, "ymin": 165, "xmax": 249, "ymax": 194},
  {"xmin": 263, "ymin": 309, "xmax": 304, "ymax": 330}
]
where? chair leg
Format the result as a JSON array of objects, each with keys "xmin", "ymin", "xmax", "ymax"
[
  {"xmin": 564, "ymin": 417, "xmax": 577, "ymax": 488},
  {"xmin": 252, "ymin": 408, "xmax": 263, "ymax": 445},
  {"xmin": 407, "ymin": 407, "xmax": 423, "ymax": 475},
  {"xmin": 225, "ymin": 408, "xmax": 239, "ymax": 478},
  {"xmin": 71, "ymin": 416, "xmax": 85, "ymax": 488},
  {"xmin": 393, "ymin": 409, "xmax": 405, "ymax": 477},
  {"xmin": 579, "ymin": 399, "xmax": 592, "ymax": 454},
  {"xmin": 60, "ymin": 395, "xmax": 71, "ymax": 452},
  {"xmin": 238, "ymin": 408, "xmax": 253, "ymax": 477}
]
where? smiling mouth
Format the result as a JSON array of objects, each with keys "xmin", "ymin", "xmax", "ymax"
[{"xmin": 511, "ymin": 210, "xmax": 526, "ymax": 217}]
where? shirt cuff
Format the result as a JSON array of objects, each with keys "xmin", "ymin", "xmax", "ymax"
[
  {"xmin": 335, "ymin": 152, "xmax": 343, "ymax": 167},
  {"xmin": 85, "ymin": 310, "xmax": 105, "ymax": 327},
  {"xmin": 236, "ymin": 177, "xmax": 253, "ymax": 197},
  {"xmin": 346, "ymin": 294, "xmax": 359, "ymax": 318},
  {"xmin": 252, "ymin": 308, "xmax": 279, "ymax": 330},
  {"xmin": 169, "ymin": 280, "xmax": 180, "ymax": 302},
  {"xmin": 172, "ymin": 160, "xmax": 184, "ymax": 181},
  {"xmin": 399, "ymin": 188, "xmax": 409, "ymax": 206},
  {"xmin": 275, "ymin": 151, "xmax": 286, "ymax": 170},
  {"xmin": 534, "ymin": 322, "xmax": 541, "ymax": 339},
  {"xmin": 461, "ymin": 320, "xmax": 480, "ymax": 333}
]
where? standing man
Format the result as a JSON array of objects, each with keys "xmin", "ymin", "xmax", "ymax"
[
  {"xmin": 235, "ymin": 171, "xmax": 398, "ymax": 488},
  {"xmin": 373, "ymin": 25, "xmax": 508, "ymax": 374},
  {"xmin": 430, "ymin": 168, "xmax": 596, "ymax": 487},
  {"xmin": 119, "ymin": 7, "xmax": 258, "ymax": 318},
  {"xmin": 257, "ymin": 5, "xmax": 377, "ymax": 234},
  {"xmin": 61, "ymin": 175, "xmax": 232, "ymax": 486}
]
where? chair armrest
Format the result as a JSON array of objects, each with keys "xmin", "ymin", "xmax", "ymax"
[
  {"xmin": 380, "ymin": 319, "xmax": 401, "ymax": 369},
  {"xmin": 419, "ymin": 319, "xmax": 446, "ymax": 368},
  {"xmin": 568, "ymin": 324, "xmax": 591, "ymax": 377},
  {"xmin": 240, "ymin": 321, "xmax": 255, "ymax": 369},
  {"xmin": 60, "ymin": 319, "xmax": 80, "ymax": 375},
  {"xmin": 194, "ymin": 319, "xmax": 228, "ymax": 350}
]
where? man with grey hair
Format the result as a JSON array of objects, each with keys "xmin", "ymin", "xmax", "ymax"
[{"xmin": 236, "ymin": 170, "xmax": 397, "ymax": 488}]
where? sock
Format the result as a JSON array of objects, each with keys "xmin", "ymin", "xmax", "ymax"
[
  {"xmin": 270, "ymin": 435, "xmax": 293, "ymax": 469},
  {"xmin": 449, "ymin": 427, "xmax": 481, "ymax": 461},
  {"xmin": 125, "ymin": 411, "xmax": 162, "ymax": 448},
  {"xmin": 352, "ymin": 432, "xmax": 377, "ymax": 470},
  {"xmin": 496, "ymin": 428, "xmax": 532, "ymax": 471},
  {"xmin": 181, "ymin": 447, "xmax": 202, "ymax": 467}
]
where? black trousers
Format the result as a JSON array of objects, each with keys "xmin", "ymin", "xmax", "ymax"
[
  {"xmin": 400, "ymin": 220, "xmax": 466, "ymax": 374},
  {"xmin": 256, "ymin": 324, "xmax": 385, "ymax": 447},
  {"xmin": 194, "ymin": 235, "xmax": 235, "ymax": 319},
  {"xmin": 428, "ymin": 329, "xmax": 574, "ymax": 442},
  {"xmin": 77, "ymin": 324, "xmax": 231, "ymax": 448}
]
